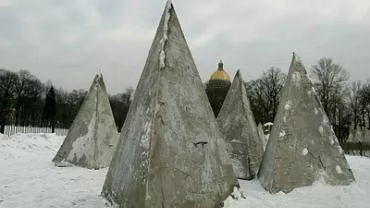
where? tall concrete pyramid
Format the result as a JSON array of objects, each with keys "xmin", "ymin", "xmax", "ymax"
[
  {"xmin": 217, "ymin": 71, "xmax": 263, "ymax": 180},
  {"xmin": 258, "ymin": 53, "xmax": 355, "ymax": 193},
  {"xmin": 53, "ymin": 74, "xmax": 119, "ymax": 169},
  {"xmin": 102, "ymin": 2, "xmax": 237, "ymax": 208}
]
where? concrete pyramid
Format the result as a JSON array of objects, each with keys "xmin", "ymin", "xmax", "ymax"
[
  {"xmin": 257, "ymin": 123, "xmax": 268, "ymax": 151},
  {"xmin": 348, "ymin": 127, "xmax": 370, "ymax": 143},
  {"xmin": 53, "ymin": 74, "xmax": 119, "ymax": 169},
  {"xmin": 217, "ymin": 71, "xmax": 264, "ymax": 180},
  {"xmin": 258, "ymin": 53, "xmax": 355, "ymax": 193},
  {"xmin": 102, "ymin": 2, "xmax": 237, "ymax": 208}
]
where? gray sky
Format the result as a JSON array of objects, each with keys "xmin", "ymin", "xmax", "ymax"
[{"xmin": 0, "ymin": 0, "xmax": 369, "ymax": 94}]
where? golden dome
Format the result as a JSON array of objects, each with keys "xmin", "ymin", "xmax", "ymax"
[{"xmin": 210, "ymin": 61, "xmax": 231, "ymax": 81}]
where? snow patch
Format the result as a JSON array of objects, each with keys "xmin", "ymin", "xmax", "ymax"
[
  {"xmin": 264, "ymin": 122, "xmax": 273, "ymax": 126},
  {"xmin": 329, "ymin": 135, "xmax": 335, "ymax": 145},
  {"xmin": 280, "ymin": 130, "xmax": 286, "ymax": 137},
  {"xmin": 302, "ymin": 148, "xmax": 308, "ymax": 155},
  {"xmin": 337, "ymin": 145, "xmax": 344, "ymax": 154},
  {"xmin": 140, "ymin": 121, "xmax": 152, "ymax": 150},
  {"xmin": 0, "ymin": 133, "xmax": 8, "ymax": 140},
  {"xmin": 159, "ymin": 1, "xmax": 171, "ymax": 69},
  {"xmin": 314, "ymin": 108, "xmax": 319, "ymax": 115},
  {"xmin": 159, "ymin": 50, "xmax": 166, "ymax": 68},
  {"xmin": 284, "ymin": 101, "xmax": 292, "ymax": 110},
  {"xmin": 2, "ymin": 134, "xmax": 370, "ymax": 208},
  {"xmin": 323, "ymin": 115, "xmax": 329, "ymax": 124},
  {"xmin": 222, "ymin": 186, "xmax": 245, "ymax": 208},
  {"xmin": 0, "ymin": 133, "xmax": 64, "ymax": 159},
  {"xmin": 319, "ymin": 126, "xmax": 324, "ymax": 136},
  {"xmin": 311, "ymin": 86, "xmax": 317, "ymax": 94},
  {"xmin": 336, "ymin": 165, "xmax": 343, "ymax": 174},
  {"xmin": 292, "ymin": 72, "xmax": 301, "ymax": 87},
  {"xmin": 231, "ymin": 139, "xmax": 243, "ymax": 143},
  {"xmin": 307, "ymin": 90, "xmax": 312, "ymax": 96},
  {"xmin": 67, "ymin": 113, "xmax": 96, "ymax": 163}
]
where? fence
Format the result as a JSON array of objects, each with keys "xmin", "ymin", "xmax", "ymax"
[
  {"xmin": 342, "ymin": 142, "xmax": 370, "ymax": 158},
  {"xmin": 3, "ymin": 125, "xmax": 68, "ymax": 137}
]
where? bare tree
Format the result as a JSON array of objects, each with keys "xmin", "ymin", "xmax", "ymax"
[
  {"xmin": 348, "ymin": 81, "xmax": 362, "ymax": 129},
  {"xmin": 0, "ymin": 70, "xmax": 19, "ymax": 133},
  {"xmin": 14, "ymin": 70, "xmax": 44, "ymax": 126},
  {"xmin": 1, "ymin": 68, "xmax": 136, "ymax": 132},
  {"xmin": 246, "ymin": 67, "xmax": 286, "ymax": 124},
  {"xmin": 109, "ymin": 88, "xmax": 133, "ymax": 131},
  {"xmin": 55, "ymin": 88, "xmax": 87, "ymax": 128},
  {"xmin": 359, "ymin": 81, "xmax": 370, "ymax": 129},
  {"xmin": 310, "ymin": 58, "xmax": 351, "ymax": 142},
  {"xmin": 310, "ymin": 58, "xmax": 349, "ymax": 115}
]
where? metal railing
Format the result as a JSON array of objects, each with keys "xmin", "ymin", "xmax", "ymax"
[
  {"xmin": 342, "ymin": 142, "xmax": 370, "ymax": 157},
  {"xmin": 2, "ymin": 125, "xmax": 68, "ymax": 137}
]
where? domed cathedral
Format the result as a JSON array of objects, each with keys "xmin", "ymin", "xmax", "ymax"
[{"xmin": 205, "ymin": 60, "xmax": 231, "ymax": 116}]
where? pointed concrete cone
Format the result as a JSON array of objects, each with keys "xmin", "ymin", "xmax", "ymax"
[
  {"xmin": 53, "ymin": 74, "xmax": 119, "ymax": 169},
  {"xmin": 258, "ymin": 53, "xmax": 355, "ymax": 193},
  {"xmin": 257, "ymin": 123, "xmax": 268, "ymax": 151},
  {"xmin": 101, "ymin": 1, "xmax": 238, "ymax": 208},
  {"xmin": 217, "ymin": 70, "xmax": 264, "ymax": 180}
]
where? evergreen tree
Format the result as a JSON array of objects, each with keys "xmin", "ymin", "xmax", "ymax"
[{"xmin": 43, "ymin": 86, "xmax": 56, "ymax": 133}]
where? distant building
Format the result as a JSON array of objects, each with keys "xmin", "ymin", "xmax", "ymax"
[{"xmin": 205, "ymin": 61, "xmax": 231, "ymax": 116}]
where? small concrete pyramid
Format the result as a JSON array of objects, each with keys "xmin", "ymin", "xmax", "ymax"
[
  {"xmin": 257, "ymin": 123, "xmax": 268, "ymax": 151},
  {"xmin": 102, "ymin": 2, "xmax": 237, "ymax": 208},
  {"xmin": 217, "ymin": 71, "xmax": 264, "ymax": 180},
  {"xmin": 53, "ymin": 74, "xmax": 119, "ymax": 169},
  {"xmin": 348, "ymin": 127, "xmax": 370, "ymax": 143},
  {"xmin": 258, "ymin": 53, "xmax": 355, "ymax": 193},
  {"xmin": 347, "ymin": 128, "xmax": 362, "ymax": 142}
]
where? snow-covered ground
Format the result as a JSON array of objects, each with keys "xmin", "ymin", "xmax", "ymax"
[{"xmin": 1, "ymin": 133, "xmax": 370, "ymax": 208}]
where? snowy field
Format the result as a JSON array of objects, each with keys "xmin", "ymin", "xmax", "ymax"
[{"xmin": 1, "ymin": 133, "xmax": 370, "ymax": 208}]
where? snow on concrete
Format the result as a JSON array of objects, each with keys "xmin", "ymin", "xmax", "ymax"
[
  {"xmin": 159, "ymin": 0, "xmax": 171, "ymax": 69},
  {"xmin": 307, "ymin": 90, "xmax": 312, "ymax": 96},
  {"xmin": 336, "ymin": 165, "xmax": 343, "ymax": 174},
  {"xmin": 1, "ymin": 133, "xmax": 370, "ymax": 207},
  {"xmin": 302, "ymin": 148, "xmax": 308, "ymax": 155},
  {"xmin": 53, "ymin": 74, "xmax": 119, "ymax": 169},
  {"xmin": 292, "ymin": 72, "xmax": 301, "ymax": 87},
  {"xmin": 314, "ymin": 108, "xmax": 319, "ymax": 115},
  {"xmin": 66, "ymin": 112, "xmax": 96, "ymax": 163},
  {"xmin": 280, "ymin": 130, "xmax": 286, "ymax": 137},
  {"xmin": 264, "ymin": 122, "xmax": 273, "ymax": 126},
  {"xmin": 222, "ymin": 186, "xmax": 246, "ymax": 208},
  {"xmin": 319, "ymin": 125, "xmax": 324, "ymax": 135},
  {"xmin": 284, "ymin": 101, "xmax": 291, "ymax": 110}
]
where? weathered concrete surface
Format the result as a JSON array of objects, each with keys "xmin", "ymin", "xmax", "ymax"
[
  {"xmin": 102, "ymin": 2, "xmax": 237, "ymax": 208},
  {"xmin": 217, "ymin": 71, "xmax": 263, "ymax": 180},
  {"xmin": 53, "ymin": 74, "xmax": 119, "ymax": 169},
  {"xmin": 258, "ymin": 53, "xmax": 355, "ymax": 194}
]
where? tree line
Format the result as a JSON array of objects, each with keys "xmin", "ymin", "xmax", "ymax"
[
  {"xmin": 245, "ymin": 58, "xmax": 370, "ymax": 144},
  {"xmin": 0, "ymin": 68, "xmax": 132, "ymax": 133},
  {"xmin": 1, "ymin": 57, "xmax": 370, "ymax": 143}
]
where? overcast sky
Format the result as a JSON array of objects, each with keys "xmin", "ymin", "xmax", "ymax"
[{"xmin": 0, "ymin": 0, "xmax": 369, "ymax": 93}]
